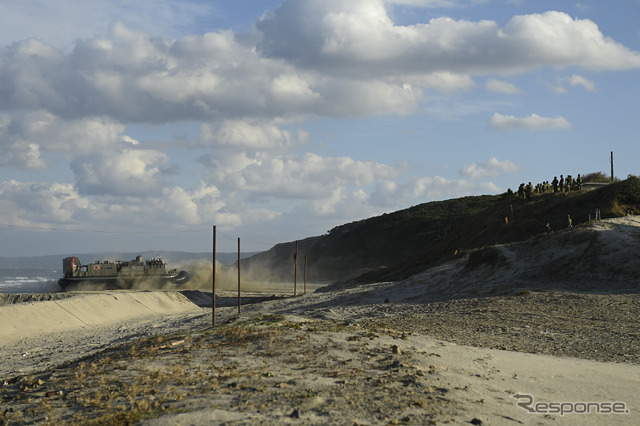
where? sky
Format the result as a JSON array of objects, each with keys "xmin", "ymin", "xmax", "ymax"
[{"xmin": 0, "ymin": 0, "xmax": 639, "ymax": 257}]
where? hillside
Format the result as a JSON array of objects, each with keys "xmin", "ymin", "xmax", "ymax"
[
  {"xmin": 240, "ymin": 195, "xmax": 500, "ymax": 282},
  {"xmin": 242, "ymin": 176, "xmax": 640, "ymax": 284}
]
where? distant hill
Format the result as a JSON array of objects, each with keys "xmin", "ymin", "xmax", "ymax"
[
  {"xmin": 241, "ymin": 176, "xmax": 640, "ymax": 284},
  {"xmin": 0, "ymin": 251, "xmax": 259, "ymax": 270},
  {"xmin": 241, "ymin": 195, "xmax": 499, "ymax": 282}
]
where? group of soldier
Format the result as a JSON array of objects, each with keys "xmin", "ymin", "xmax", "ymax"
[{"xmin": 517, "ymin": 174, "xmax": 583, "ymax": 200}]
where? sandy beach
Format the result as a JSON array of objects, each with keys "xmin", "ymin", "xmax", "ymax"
[{"xmin": 1, "ymin": 218, "xmax": 640, "ymax": 424}]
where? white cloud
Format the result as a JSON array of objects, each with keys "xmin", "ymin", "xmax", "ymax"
[
  {"xmin": 410, "ymin": 176, "xmax": 501, "ymax": 200},
  {"xmin": 0, "ymin": 116, "xmax": 47, "ymax": 169},
  {"xmin": 147, "ymin": 183, "xmax": 240, "ymax": 227},
  {"xmin": 550, "ymin": 84, "xmax": 569, "ymax": 95},
  {"xmin": 546, "ymin": 74, "xmax": 596, "ymax": 94},
  {"xmin": 258, "ymin": 3, "xmax": 640, "ymax": 76},
  {"xmin": 0, "ymin": 111, "xmax": 127, "ymax": 168},
  {"xmin": 485, "ymin": 79, "xmax": 522, "ymax": 94},
  {"xmin": 0, "ymin": 180, "xmax": 94, "ymax": 225},
  {"xmin": 370, "ymin": 175, "xmax": 502, "ymax": 207},
  {"xmin": 0, "ymin": 178, "xmax": 240, "ymax": 232},
  {"xmin": 459, "ymin": 157, "xmax": 521, "ymax": 179},
  {"xmin": 70, "ymin": 148, "xmax": 170, "ymax": 196},
  {"xmin": 0, "ymin": 6, "xmax": 637, "ymax": 126},
  {"xmin": 0, "ymin": 27, "xmax": 427, "ymax": 123},
  {"xmin": 370, "ymin": 180, "xmax": 399, "ymax": 207},
  {"xmin": 568, "ymin": 74, "xmax": 596, "ymax": 91},
  {"xmin": 120, "ymin": 135, "xmax": 140, "ymax": 145},
  {"xmin": 199, "ymin": 120, "xmax": 308, "ymax": 151},
  {"xmin": 402, "ymin": 72, "xmax": 475, "ymax": 93},
  {"xmin": 502, "ymin": 12, "xmax": 640, "ymax": 70},
  {"xmin": 489, "ymin": 113, "xmax": 572, "ymax": 131},
  {"xmin": 202, "ymin": 151, "xmax": 397, "ymax": 200}
]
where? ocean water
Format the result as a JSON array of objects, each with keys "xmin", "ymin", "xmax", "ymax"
[{"xmin": 0, "ymin": 268, "xmax": 62, "ymax": 294}]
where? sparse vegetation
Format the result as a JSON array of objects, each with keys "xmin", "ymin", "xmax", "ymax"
[
  {"xmin": 0, "ymin": 313, "xmax": 419, "ymax": 424},
  {"xmin": 581, "ymin": 171, "xmax": 618, "ymax": 183},
  {"xmin": 4, "ymin": 301, "xmax": 435, "ymax": 423}
]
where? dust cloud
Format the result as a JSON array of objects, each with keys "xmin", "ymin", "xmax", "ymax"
[{"xmin": 176, "ymin": 260, "xmax": 315, "ymax": 294}]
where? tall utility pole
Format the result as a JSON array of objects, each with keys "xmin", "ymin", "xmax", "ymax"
[
  {"xmin": 212, "ymin": 225, "xmax": 216, "ymax": 327},
  {"xmin": 237, "ymin": 238, "xmax": 241, "ymax": 314},
  {"xmin": 294, "ymin": 241, "xmax": 298, "ymax": 296},
  {"xmin": 611, "ymin": 151, "xmax": 614, "ymax": 182}
]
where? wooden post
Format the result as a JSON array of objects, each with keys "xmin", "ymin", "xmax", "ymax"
[
  {"xmin": 237, "ymin": 238, "xmax": 241, "ymax": 314},
  {"xmin": 304, "ymin": 253, "xmax": 307, "ymax": 294},
  {"xmin": 294, "ymin": 241, "xmax": 298, "ymax": 296},
  {"xmin": 212, "ymin": 225, "xmax": 216, "ymax": 327},
  {"xmin": 611, "ymin": 151, "xmax": 614, "ymax": 182}
]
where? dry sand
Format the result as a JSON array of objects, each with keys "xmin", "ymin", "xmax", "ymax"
[{"xmin": 1, "ymin": 217, "xmax": 640, "ymax": 424}]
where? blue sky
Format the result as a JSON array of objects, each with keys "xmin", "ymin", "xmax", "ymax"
[{"xmin": 0, "ymin": 0, "xmax": 639, "ymax": 256}]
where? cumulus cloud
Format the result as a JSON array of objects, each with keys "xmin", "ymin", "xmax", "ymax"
[
  {"xmin": 144, "ymin": 183, "xmax": 240, "ymax": 227},
  {"xmin": 0, "ymin": 115, "xmax": 47, "ymax": 169},
  {"xmin": 0, "ymin": 112, "xmax": 126, "ymax": 163},
  {"xmin": 0, "ymin": 180, "xmax": 94, "ymax": 225},
  {"xmin": 70, "ymin": 148, "xmax": 170, "ymax": 196},
  {"xmin": 370, "ymin": 175, "xmax": 501, "ymax": 207},
  {"xmin": 201, "ymin": 151, "xmax": 397, "ymax": 201},
  {"xmin": 0, "ymin": 28, "xmax": 426, "ymax": 123},
  {"xmin": 199, "ymin": 120, "xmax": 309, "ymax": 152},
  {"xmin": 488, "ymin": 113, "xmax": 572, "ymax": 131},
  {"xmin": 410, "ymin": 176, "xmax": 501, "ymax": 200},
  {"xmin": 459, "ymin": 157, "xmax": 521, "ymax": 179},
  {"xmin": 0, "ymin": 178, "xmax": 239, "ymax": 232},
  {"xmin": 0, "ymin": 6, "xmax": 637, "ymax": 125},
  {"xmin": 258, "ymin": 3, "xmax": 640, "ymax": 76},
  {"xmin": 485, "ymin": 79, "xmax": 522, "ymax": 94}
]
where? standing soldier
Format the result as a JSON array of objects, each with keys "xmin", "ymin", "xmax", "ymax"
[
  {"xmin": 552, "ymin": 176, "xmax": 558, "ymax": 193},
  {"xmin": 559, "ymin": 175, "xmax": 564, "ymax": 192},
  {"xmin": 526, "ymin": 182, "xmax": 534, "ymax": 199},
  {"xmin": 518, "ymin": 183, "xmax": 525, "ymax": 199},
  {"xmin": 576, "ymin": 174, "xmax": 583, "ymax": 190}
]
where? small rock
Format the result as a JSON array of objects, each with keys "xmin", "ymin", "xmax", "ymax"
[{"xmin": 290, "ymin": 408, "xmax": 300, "ymax": 418}]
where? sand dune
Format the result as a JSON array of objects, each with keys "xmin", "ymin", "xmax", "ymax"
[{"xmin": 0, "ymin": 291, "xmax": 201, "ymax": 345}]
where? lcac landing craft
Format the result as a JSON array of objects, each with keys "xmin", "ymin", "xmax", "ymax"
[{"xmin": 58, "ymin": 255, "xmax": 189, "ymax": 290}]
